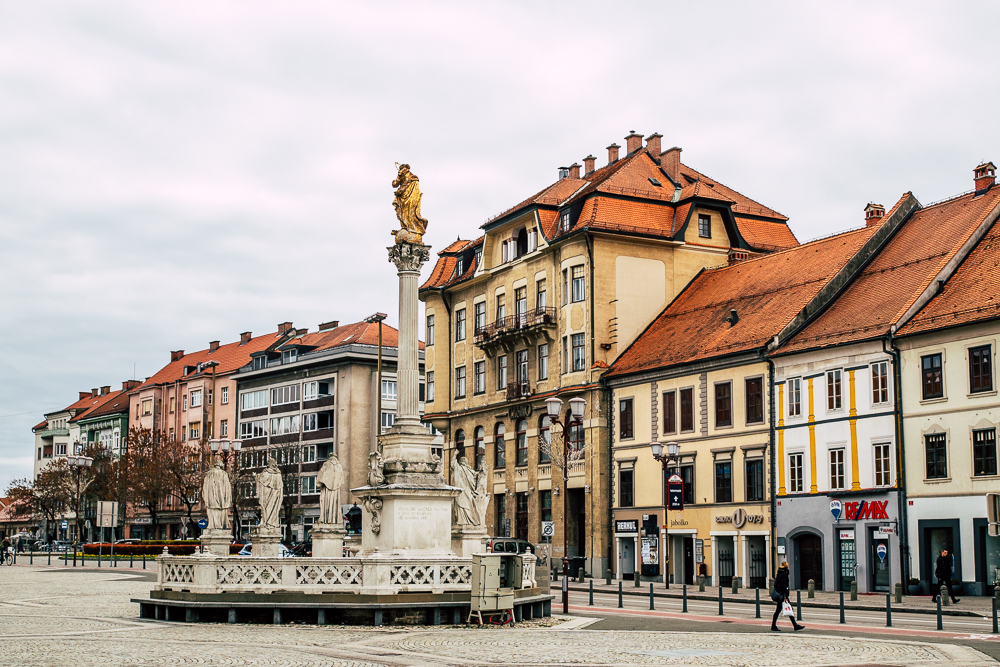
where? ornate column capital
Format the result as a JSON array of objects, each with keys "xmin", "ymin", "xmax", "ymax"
[{"xmin": 388, "ymin": 242, "xmax": 430, "ymax": 273}]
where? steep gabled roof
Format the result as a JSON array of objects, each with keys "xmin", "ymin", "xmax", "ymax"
[
  {"xmin": 283, "ymin": 320, "xmax": 418, "ymax": 352},
  {"xmin": 136, "ymin": 331, "xmax": 288, "ymax": 390},
  {"xmin": 779, "ymin": 187, "xmax": 1000, "ymax": 354},
  {"xmin": 606, "ymin": 227, "xmax": 875, "ymax": 379},
  {"xmin": 77, "ymin": 390, "xmax": 130, "ymax": 421}
]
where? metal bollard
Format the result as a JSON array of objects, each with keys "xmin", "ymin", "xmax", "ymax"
[
  {"xmin": 993, "ymin": 597, "xmax": 998, "ymax": 634},
  {"xmin": 840, "ymin": 591, "xmax": 845, "ymax": 624},
  {"xmin": 589, "ymin": 580, "xmax": 594, "ymax": 606},
  {"xmin": 718, "ymin": 586, "xmax": 724, "ymax": 616},
  {"xmin": 98, "ymin": 549, "xmax": 101, "ymax": 567},
  {"xmin": 605, "ymin": 569, "xmax": 612, "ymax": 586},
  {"xmin": 143, "ymin": 554, "xmax": 146, "ymax": 570},
  {"xmin": 578, "ymin": 567, "xmax": 585, "ymax": 583},
  {"xmin": 732, "ymin": 578, "xmax": 739, "ymax": 595},
  {"xmin": 618, "ymin": 581, "xmax": 623, "ymax": 608},
  {"xmin": 755, "ymin": 588, "xmax": 760, "ymax": 618},
  {"xmin": 850, "ymin": 579, "xmax": 857, "ymax": 601},
  {"xmin": 796, "ymin": 590, "xmax": 802, "ymax": 621},
  {"xmin": 635, "ymin": 572, "xmax": 641, "ymax": 588},
  {"xmin": 941, "ymin": 584, "xmax": 949, "ymax": 606},
  {"xmin": 894, "ymin": 582, "xmax": 903, "ymax": 604},
  {"xmin": 683, "ymin": 584, "xmax": 688, "ymax": 613},
  {"xmin": 807, "ymin": 579, "xmax": 815, "ymax": 599},
  {"xmin": 48, "ymin": 544, "xmax": 51, "ymax": 566},
  {"xmin": 698, "ymin": 575, "xmax": 705, "ymax": 593},
  {"xmin": 649, "ymin": 583, "xmax": 654, "ymax": 610},
  {"xmin": 937, "ymin": 594, "xmax": 943, "ymax": 630},
  {"xmin": 29, "ymin": 549, "xmax": 32, "ymax": 565},
  {"xmin": 130, "ymin": 552, "xmax": 133, "ymax": 568},
  {"xmin": 886, "ymin": 593, "xmax": 892, "ymax": 627}
]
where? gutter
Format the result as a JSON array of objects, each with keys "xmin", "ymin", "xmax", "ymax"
[
  {"xmin": 883, "ymin": 333, "xmax": 910, "ymax": 585},
  {"xmin": 760, "ymin": 347, "xmax": 778, "ymax": 578}
]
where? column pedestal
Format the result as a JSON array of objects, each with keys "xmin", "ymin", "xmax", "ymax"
[
  {"xmin": 250, "ymin": 528, "xmax": 282, "ymax": 558},
  {"xmin": 451, "ymin": 524, "xmax": 488, "ymax": 558},
  {"xmin": 201, "ymin": 529, "xmax": 231, "ymax": 557},
  {"xmin": 311, "ymin": 523, "xmax": 346, "ymax": 558}
]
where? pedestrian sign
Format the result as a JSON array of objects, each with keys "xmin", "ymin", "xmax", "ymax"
[
  {"xmin": 877, "ymin": 543, "xmax": 887, "ymax": 562},
  {"xmin": 197, "ymin": 519, "xmax": 208, "ymax": 529}
]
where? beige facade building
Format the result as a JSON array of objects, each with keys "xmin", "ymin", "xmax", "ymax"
[{"xmin": 421, "ymin": 131, "xmax": 797, "ymax": 575}]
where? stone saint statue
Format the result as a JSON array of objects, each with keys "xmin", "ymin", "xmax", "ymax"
[
  {"xmin": 202, "ymin": 460, "xmax": 232, "ymax": 530},
  {"xmin": 255, "ymin": 459, "xmax": 283, "ymax": 532},
  {"xmin": 451, "ymin": 452, "xmax": 489, "ymax": 527},
  {"xmin": 391, "ymin": 163, "xmax": 428, "ymax": 244},
  {"xmin": 316, "ymin": 455, "xmax": 345, "ymax": 524}
]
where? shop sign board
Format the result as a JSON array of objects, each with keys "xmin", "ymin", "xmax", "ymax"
[
  {"xmin": 667, "ymin": 474, "xmax": 684, "ymax": 511},
  {"xmin": 714, "ymin": 508, "xmax": 765, "ymax": 528},
  {"xmin": 877, "ymin": 543, "xmax": 887, "ymax": 561},
  {"xmin": 836, "ymin": 499, "xmax": 889, "ymax": 521},
  {"xmin": 641, "ymin": 537, "xmax": 657, "ymax": 565},
  {"xmin": 695, "ymin": 538, "xmax": 704, "ymax": 563},
  {"xmin": 830, "ymin": 499, "xmax": 842, "ymax": 521},
  {"xmin": 839, "ymin": 529, "xmax": 855, "ymax": 540},
  {"xmin": 877, "ymin": 524, "xmax": 895, "ymax": 536},
  {"xmin": 616, "ymin": 519, "xmax": 638, "ymax": 534}
]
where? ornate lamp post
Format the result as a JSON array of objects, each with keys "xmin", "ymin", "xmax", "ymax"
[
  {"xmin": 209, "ymin": 439, "xmax": 242, "ymax": 541},
  {"xmin": 651, "ymin": 440, "xmax": 680, "ymax": 588},
  {"xmin": 544, "ymin": 395, "xmax": 585, "ymax": 614},
  {"xmin": 67, "ymin": 446, "xmax": 93, "ymax": 565}
]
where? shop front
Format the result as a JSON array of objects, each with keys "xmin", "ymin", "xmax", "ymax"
[
  {"xmin": 908, "ymin": 495, "xmax": 997, "ymax": 596},
  {"xmin": 613, "ymin": 514, "xmax": 661, "ymax": 581},
  {"xmin": 710, "ymin": 506, "xmax": 770, "ymax": 588},
  {"xmin": 777, "ymin": 490, "xmax": 900, "ymax": 593}
]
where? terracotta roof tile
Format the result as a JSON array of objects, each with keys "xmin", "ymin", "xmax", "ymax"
[
  {"xmin": 607, "ymin": 227, "xmax": 875, "ymax": 378},
  {"xmin": 77, "ymin": 391, "xmax": 130, "ymax": 420},
  {"xmin": 289, "ymin": 320, "xmax": 416, "ymax": 352},
  {"xmin": 678, "ymin": 166, "xmax": 788, "ymax": 221},
  {"xmin": 136, "ymin": 331, "xmax": 289, "ymax": 390},
  {"xmin": 33, "ymin": 419, "xmax": 48, "ymax": 430},
  {"xmin": 486, "ymin": 177, "xmax": 586, "ymax": 225},
  {"xmin": 780, "ymin": 187, "xmax": 1000, "ymax": 354},
  {"xmin": 574, "ymin": 197, "xmax": 678, "ymax": 237},
  {"xmin": 735, "ymin": 217, "xmax": 800, "ymax": 251}
]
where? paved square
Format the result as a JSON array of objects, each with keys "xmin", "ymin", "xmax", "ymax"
[{"xmin": 0, "ymin": 565, "xmax": 995, "ymax": 666}]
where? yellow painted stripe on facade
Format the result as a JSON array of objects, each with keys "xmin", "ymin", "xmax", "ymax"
[
  {"xmin": 777, "ymin": 382, "xmax": 786, "ymax": 496},
  {"xmin": 808, "ymin": 377, "xmax": 817, "ymax": 493},
  {"xmin": 849, "ymin": 369, "xmax": 861, "ymax": 490}
]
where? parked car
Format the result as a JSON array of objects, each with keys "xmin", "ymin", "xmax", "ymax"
[
  {"xmin": 237, "ymin": 543, "xmax": 294, "ymax": 557},
  {"xmin": 114, "ymin": 539, "xmax": 141, "ymax": 545},
  {"xmin": 486, "ymin": 537, "xmax": 534, "ymax": 555},
  {"xmin": 50, "ymin": 541, "xmax": 72, "ymax": 552}
]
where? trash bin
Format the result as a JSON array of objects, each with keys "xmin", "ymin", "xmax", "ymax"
[{"xmin": 567, "ymin": 557, "xmax": 586, "ymax": 580}]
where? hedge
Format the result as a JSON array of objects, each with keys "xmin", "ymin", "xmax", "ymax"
[{"xmin": 82, "ymin": 542, "xmax": 243, "ymax": 556}]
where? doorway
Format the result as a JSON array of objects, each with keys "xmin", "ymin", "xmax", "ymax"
[
  {"xmin": 796, "ymin": 533, "xmax": 823, "ymax": 589},
  {"xmin": 871, "ymin": 532, "xmax": 890, "ymax": 592},
  {"xmin": 620, "ymin": 538, "xmax": 636, "ymax": 580},
  {"xmin": 683, "ymin": 537, "xmax": 695, "ymax": 585}
]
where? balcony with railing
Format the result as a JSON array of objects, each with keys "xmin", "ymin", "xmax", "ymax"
[
  {"xmin": 505, "ymin": 381, "xmax": 531, "ymax": 402},
  {"xmin": 474, "ymin": 307, "xmax": 556, "ymax": 352}
]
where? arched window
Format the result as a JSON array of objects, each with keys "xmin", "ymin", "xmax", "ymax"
[
  {"xmin": 538, "ymin": 415, "xmax": 551, "ymax": 463},
  {"xmin": 494, "ymin": 423, "xmax": 506, "ymax": 468},
  {"xmin": 455, "ymin": 429, "xmax": 465, "ymax": 459},
  {"xmin": 474, "ymin": 426, "xmax": 485, "ymax": 470},
  {"xmin": 516, "ymin": 419, "xmax": 528, "ymax": 466}
]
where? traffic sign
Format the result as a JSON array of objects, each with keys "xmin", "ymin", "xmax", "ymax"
[
  {"xmin": 667, "ymin": 476, "xmax": 684, "ymax": 511},
  {"xmin": 877, "ymin": 543, "xmax": 887, "ymax": 562},
  {"xmin": 197, "ymin": 519, "xmax": 208, "ymax": 529},
  {"xmin": 60, "ymin": 521, "xmax": 68, "ymax": 529},
  {"xmin": 541, "ymin": 521, "xmax": 554, "ymax": 538}
]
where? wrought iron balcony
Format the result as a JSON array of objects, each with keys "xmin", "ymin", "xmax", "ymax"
[
  {"xmin": 506, "ymin": 381, "xmax": 531, "ymax": 402},
  {"xmin": 474, "ymin": 307, "xmax": 556, "ymax": 351}
]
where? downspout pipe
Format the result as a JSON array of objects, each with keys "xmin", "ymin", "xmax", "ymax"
[
  {"xmin": 884, "ymin": 333, "xmax": 909, "ymax": 585},
  {"xmin": 760, "ymin": 348, "xmax": 778, "ymax": 578}
]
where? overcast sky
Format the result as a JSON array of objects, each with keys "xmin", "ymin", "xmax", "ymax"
[{"xmin": 2, "ymin": 1, "xmax": 998, "ymax": 490}]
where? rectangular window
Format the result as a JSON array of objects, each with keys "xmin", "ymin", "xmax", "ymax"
[
  {"xmin": 221, "ymin": 386, "xmax": 229, "ymax": 404},
  {"xmin": 562, "ymin": 269, "xmax": 569, "ymax": 306},
  {"xmin": 381, "ymin": 379, "xmax": 397, "ymax": 401},
  {"xmin": 922, "ymin": 354, "xmax": 943, "ymax": 399},
  {"xmin": 281, "ymin": 348, "xmax": 297, "ymax": 364},
  {"xmin": 872, "ymin": 361, "xmax": 890, "ymax": 404},
  {"xmin": 302, "ymin": 444, "xmax": 316, "ymax": 463},
  {"xmin": 241, "ymin": 389, "xmax": 268, "ymax": 411},
  {"xmin": 787, "ymin": 378, "xmax": 801, "ymax": 417},
  {"xmin": 426, "ymin": 314, "xmax": 435, "ymax": 346},
  {"xmin": 540, "ymin": 490, "xmax": 552, "ymax": 538},
  {"xmin": 497, "ymin": 355, "xmax": 507, "ymax": 389},
  {"xmin": 303, "ymin": 382, "xmax": 318, "ymax": 401},
  {"xmin": 572, "ymin": 333, "xmax": 585, "ymax": 372},
  {"xmin": 663, "ymin": 390, "xmax": 676, "ymax": 434},
  {"xmin": 715, "ymin": 461, "xmax": 732, "ymax": 503},
  {"xmin": 271, "ymin": 384, "xmax": 300, "ymax": 406},
  {"xmin": 220, "ymin": 420, "xmax": 228, "ymax": 437},
  {"xmin": 455, "ymin": 366, "xmax": 466, "ymax": 399},
  {"xmin": 715, "ymin": 382, "xmax": 732, "ymax": 427},
  {"xmin": 207, "ymin": 389, "xmax": 213, "ymax": 406},
  {"xmin": 874, "ymin": 443, "xmax": 891, "ymax": 486},
  {"xmin": 538, "ymin": 344, "xmax": 549, "ymax": 380},
  {"xmin": 515, "ymin": 287, "xmax": 527, "ymax": 324},
  {"xmin": 495, "ymin": 494, "xmax": 507, "ymax": 536},
  {"xmin": 562, "ymin": 336, "xmax": 569, "ymax": 374},
  {"xmin": 971, "ymin": 345, "xmax": 993, "ymax": 393},
  {"xmin": 571, "ymin": 265, "xmax": 585, "ymax": 302},
  {"xmin": 169, "ymin": 396, "xmax": 175, "ymax": 413},
  {"xmin": 301, "ymin": 475, "xmax": 317, "ymax": 495},
  {"xmin": 536, "ymin": 279, "xmax": 546, "ymax": 310},
  {"xmin": 698, "ymin": 213, "xmax": 711, "ymax": 238},
  {"xmin": 269, "ymin": 415, "xmax": 300, "ymax": 435},
  {"xmin": 252, "ymin": 356, "xmax": 266, "ymax": 370},
  {"xmin": 829, "ymin": 449, "xmax": 845, "ymax": 490},
  {"xmin": 619, "ymin": 469, "xmax": 634, "ymax": 508},
  {"xmin": 141, "ymin": 398, "xmax": 153, "ymax": 416},
  {"xmin": 827, "ymin": 370, "xmax": 842, "ymax": 410},
  {"xmin": 560, "ymin": 210, "xmax": 570, "ymax": 233},
  {"xmin": 925, "ymin": 433, "xmax": 947, "ymax": 479},
  {"xmin": 974, "ymin": 428, "xmax": 998, "ymax": 476},
  {"xmin": 667, "ymin": 464, "xmax": 696, "ymax": 505},
  {"xmin": 745, "ymin": 377, "xmax": 764, "ymax": 424},
  {"xmin": 427, "ymin": 371, "xmax": 435, "ymax": 402},
  {"xmin": 183, "ymin": 394, "xmax": 187, "ymax": 411},
  {"xmin": 474, "ymin": 301, "xmax": 486, "ymax": 334},
  {"xmin": 680, "ymin": 388, "xmax": 694, "ymax": 432},
  {"xmin": 745, "ymin": 458, "xmax": 765, "ymax": 502},
  {"xmin": 239, "ymin": 420, "xmax": 267, "ymax": 439},
  {"xmin": 380, "ymin": 411, "xmax": 395, "ymax": 432},
  {"xmin": 474, "ymin": 361, "xmax": 485, "ymax": 394},
  {"xmin": 455, "ymin": 309, "xmax": 466, "ymax": 342},
  {"xmin": 495, "ymin": 295, "xmax": 506, "ymax": 322},
  {"xmin": 168, "ymin": 428, "xmax": 174, "ymax": 442},
  {"xmin": 619, "ymin": 398, "xmax": 634, "ymax": 439},
  {"xmin": 789, "ymin": 453, "xmax": 803, "ymax": 493},
  {"xmin": 516, "ymin": 350, "xmax": 529, "ymax": 385},
  {"xmin": 303, "ymin": 413, "xmax": 318, "ymax": 431},
  {"xmin": 189, "ymin": 423, "xmax": 200, "ymax": 440}
]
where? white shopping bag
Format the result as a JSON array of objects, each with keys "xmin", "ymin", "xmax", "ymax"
[{"xmin": 781, "ymin": 600, "xmax": 794, "ymax": 617}]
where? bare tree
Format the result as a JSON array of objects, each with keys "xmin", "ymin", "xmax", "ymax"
[
  {"xmin": 162, "ymin": 437, "xmax": 209, "ymax": 533},
  {"xmin": 29, "ymin": 462, "xmax": 72, "ymax": 540},
  {"xmin": 121, "ymin": 427, "xmax": 173, "ymax": 536}
]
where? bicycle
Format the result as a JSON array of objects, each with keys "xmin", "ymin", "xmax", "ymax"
[{"xmin": 0, "ymin": 548, "xmax": 13, "ymax": 565}]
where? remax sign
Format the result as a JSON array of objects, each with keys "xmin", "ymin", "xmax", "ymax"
[{"xmin": 837, "ymin": 500, "xmax": 890, "ymax": 521}]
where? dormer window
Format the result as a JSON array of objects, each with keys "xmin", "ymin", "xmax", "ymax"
[
  {"xmin": 456, "ymin": 257, "xmax": 464, "ymax": 275},
  {"xmin": 475, "ymin": 247, "xmax": 482, "ymax": 268},
  {"xmin": 560, "ymin": 211, "xmax": 571, "ymax": 233},
  {"xmin": 252, "ymin": 355, "xmax": 266, "ymax": 370},
  {"xmin": 282, "ymin": 348, "xmax": 297, "ymax": 364}
]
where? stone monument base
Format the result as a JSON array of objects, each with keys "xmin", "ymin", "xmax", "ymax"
[
  {"xmin": 311, "ymin": 523, "xmax": 346, "ymax": 558},
  {"xmin": 250, "ymin": 528, "xmax": 282, "ymax": 558},
  {"xmin": 451, "ymin": 525, "xmax": 488, "ymax": 558},
  {"xmin": 200, "ymin": 529, "xmax": 232, "ymax": 557},
  {"xmin": 351, "ymin": 485, "xmax": 461, "ymax": 557}
]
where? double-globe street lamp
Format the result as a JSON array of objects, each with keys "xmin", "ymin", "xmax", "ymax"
[
  {"xmin": 208, "ymin": 438, "xmax": 243, "ymax": 541},
  {"xmin": 67, "ymin": 448, "xmax": 94, "ymax": 566},
  {"xmin": 651, "ymin": 440, "xmax": 680, "ymax": 589},
  {"xmin": 543, "ymin": 395, "xmax": 585, "ymax": 615}
]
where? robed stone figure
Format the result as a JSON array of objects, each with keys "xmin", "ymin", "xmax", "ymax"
[
  {"xmin": 317, "ymin": 455, "xmax": 345, "ymax": 525},
  {"xmin": 392, "ymin": 163, "xmax": 428, "ymax": 242},
  {"xmin": 202, "ymin": 460, "xmax": 232, "ymax": 531},
  {"xmin": 451, "ymin": 452, "xmax": 489, "ymax": 527},
  {"xmin": 255, "ymin": 459, "xmax": 283, "ymax": 532}
]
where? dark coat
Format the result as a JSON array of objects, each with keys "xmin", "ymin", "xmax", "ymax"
[
  {"xmin": 774, "ymin": 567, "xmax": 790, "ymax": 598},
  {"xmin": 935, "ymin": 555, "xmax": 952, "ymax": 581}
]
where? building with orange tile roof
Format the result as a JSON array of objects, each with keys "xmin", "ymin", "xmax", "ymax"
[{"xmin": 420, "ymin": 131, "xmax": 797, "ymax": 576}]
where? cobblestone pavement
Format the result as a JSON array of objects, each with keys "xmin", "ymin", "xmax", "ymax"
[{"xmin": 0, "ymin": 565, "xmax": 995, "ymax": 667}]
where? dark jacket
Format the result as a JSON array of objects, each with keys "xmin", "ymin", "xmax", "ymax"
[
  {"xmin": 774, "ymin": 567, "xmax": 790, "ymax": 598},
  {"xmin": 935, "ymin": 555, "xmax": 952, "ymax": 581}
]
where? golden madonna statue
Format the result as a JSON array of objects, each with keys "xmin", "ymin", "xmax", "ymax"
[{"xmin": 392, "ymin": 163, "xmax": 428, "ymax": 244}]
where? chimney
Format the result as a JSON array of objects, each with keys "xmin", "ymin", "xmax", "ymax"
[
  {"xmin": 568, "ymin": 162, "xmax": 581, "ymax": 179},
  {"xmin": 122, "ymin": 380, "xmax": 141, "ymax": 391},
  {"xmin": 864, "ymin": 203, "xmax": 885, "ymax": 228},
  {"xmin": 79, "ymin": 391, "xmax": 91, "ymax": 400},
  {"xmin": 209, "ymin": 340, "xmax": 220, "ymax": 353},
  {"xmin": 240, "ymin": 331, "xmax": 252, "ymax": 345},
  {"xmin": 557, "ymin": 166, "xmax": 569, "ymax": 180},
  {"xmin": 91, "ymin": 388, "xmax": 99, "ymax": 397},
  {"xmin": 645, "ymin": 133, "xmax": 662, "ymax": 159},
  {"xmin": 295, "ymin": 328, "xmax": 309, "ymax": 335},
  {"xmin": 318, "ymin": 320, "xmax": 340, "ymax": 332},
  {"xmin": 607, "ymin": 143, "xmax": 620, "ymax": 164},
  {"xmin": 583, "ymin": 155, "xmax": 596, "ymax": 174},
  {"xmin": 100, "ymin": 386, "xmax": 110, "ymax": 395},
  {"xmin": 660, "ymin": 146, "xmax": 682, "ymax": 184},
  {"xmin": 170, "ymin": 350, "xmax": 185, "ymax": 362},
  {"xmin": 278, "ymin": 322, "xmax": 294, "ymax": 335},
  {"xmin": 974, "ymin": 161, "xmax": 996, "ymax": 192},
  {"xmin": 625, "ymin": 130, "xmax": 643, "ymax": 155}
]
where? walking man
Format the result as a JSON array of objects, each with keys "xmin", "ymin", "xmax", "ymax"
[
  {"xmin": 771, "ymin": 561, "xmax": 805, "ymax": 632},
  {"xmin": 931, "ymin": 549, "xmax": 960, "ymax": 604}
]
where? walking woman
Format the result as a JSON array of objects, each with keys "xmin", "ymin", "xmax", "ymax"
[{"xmin": 771, "ymin": 561, "xmax": 805, "ymax": 632}]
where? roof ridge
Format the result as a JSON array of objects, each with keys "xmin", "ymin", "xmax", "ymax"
[
  {"xmin": 680, "ymin": 163, "xmax": 788, "ymax": 220},
  {"xmin": 701, "ymin": 226, "xmax": 870, "ymax": 273}
]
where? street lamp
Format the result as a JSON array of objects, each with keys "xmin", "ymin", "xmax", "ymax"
[
  {"xmin": 543, "ymin": 395, "xmax": 586, "ymax": 614},
  {"xmin": 365, "ymin": 312, "xmax": 388, "ymax": 446},
  {"xmin": 208, "ymin": 439, "xmax": 243, "ymax": 540},
  {"xmin": 67, "ymin": 446, "xmax": 94, "ymax": 566},
  {"xmin": 651, "ymin": 440, "xmax": 680, "ymax": 589}
]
